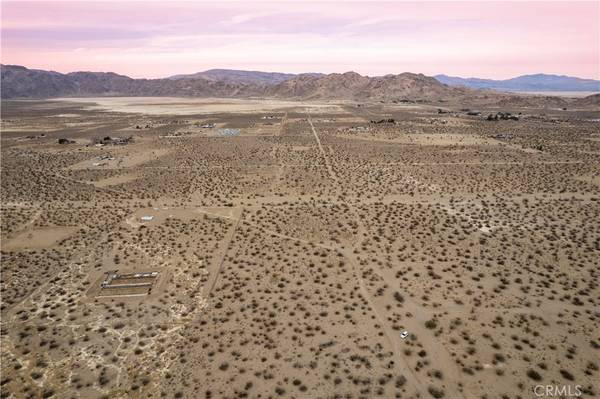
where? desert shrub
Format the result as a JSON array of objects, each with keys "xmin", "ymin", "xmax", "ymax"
[
  {"xmin": 428, "ymin": 385, "xmax": 445, "ymax": 398},
  {"xmin": 560, "ymin": 369, "xmax": 574, "ymax": 381},
  {"xmin": 431, "ymin": 370, "xmax": 443, "ymax": 379},
  {"xmin": 30, "ymin": 371, "xmax": 42, "ymax": 380},
  {"xmin": 527, "ymin": 369, "xmax": 542, "ymax": 381},
  {"xmin": 393, "ymin": 292, "xmax": 404, "ymax": 303},
  {"xmin": 424, "ymin": 319, "xmax": 437, "ymax": 329},
  {"xmin": 395, "ymin": 375, "xmax": 406, "ymax": 388}
]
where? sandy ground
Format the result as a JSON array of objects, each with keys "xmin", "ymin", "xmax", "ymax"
[
  {"xmin": 53, "ymin": 97, "xmax": 345, "ymax": 115},
  {"xmin": 69, "ymin": 147, "xmax": 172, "ymax": 170},
  {"xmin": 93, "ymin": 173, "xmax": 140, "ymax": 188},
  {"xmin": 2, "ymin": 226, "xmax": 78, "ymax": 250},
  {"xmin": 1, "ymin": 98, "xmax": 599, "ymax": 399}
]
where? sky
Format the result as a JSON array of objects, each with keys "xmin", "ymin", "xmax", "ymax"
[{"xmin": 1, "ymin": 1, "xmax": 599, "ymax": 79}]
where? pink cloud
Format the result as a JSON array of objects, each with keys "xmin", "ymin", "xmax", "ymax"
[{"xmin": 1, "ymin": 1, "xmax": 598, "ymax": 79}]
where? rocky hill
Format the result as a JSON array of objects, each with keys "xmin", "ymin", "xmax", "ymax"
[
  {"xmin": 267, "ymin": 71, "xmax": 470, "ymax": 101},
  {"xmin": 574, "ymin": 93, "xmax": 600, "ymax": 107}
]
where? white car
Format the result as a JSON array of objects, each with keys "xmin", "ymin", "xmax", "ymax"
[{"xmin": 400, "ymin": 331, "xmax": 409, "ymax": 339}]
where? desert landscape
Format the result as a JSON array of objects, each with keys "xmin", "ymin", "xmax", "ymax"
[
  {"xmin": 1, "ymin": 91, "xmax": 599, "ymax": 399},
  {"xmin": 3, "ymin": 0, "xmax": 600, "ymax": 397}
]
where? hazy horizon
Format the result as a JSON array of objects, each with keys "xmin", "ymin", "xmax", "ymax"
[
  {"xmin": 1, "ymin": 1, "xmax": 598, "ymax": 80},
  {"xmin": 3, "ymin": 63, "xmax": 600, "ymax": 82}
]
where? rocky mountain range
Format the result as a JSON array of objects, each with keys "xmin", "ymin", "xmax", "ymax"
[
  {"xmin": 0, "ymin": 65, "xmax": 258, "ymax": 99},
  {"xmin": 168, "ymin": 69, "xmax": 324, "ymax": 85},
  {"xmin": 0, "ymin": 65, "xmax": 466, "ymax": 101},
  {"xmin": 435, "ymin": 73, "xmax": 600, "ymax": 92},
  {"xmin": 2, "ymin": 65, "xmax": 599, "ymax": 107}
]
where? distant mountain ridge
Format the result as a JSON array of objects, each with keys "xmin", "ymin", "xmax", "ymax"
[
  {"xmin": 1, "ymin": 65, "xmax": 599, "ymax": 107},
  {"xmin": 2, "ymin": 64, "xmax": 467, "ymax": 101},
  {"xmin": 0, "ymin": 64, "xmax": 259, "ymax": 99},
  {"xmin": 168, "ymin": 69, "xmax": 324, "ymax": 85},
  {"xmin": 435, "ymin": 73, "xmax": 600, "ymax": 92}
]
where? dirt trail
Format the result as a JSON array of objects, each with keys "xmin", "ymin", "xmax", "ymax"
[
  {"xmin": 192, "ymin": 200, "xmax": 422, "ymax": 395},
  {"xmin": 280, "ymin": 112, "xmax": 288, "ymax": 135},
  {"xmin": 269, "ymin": 145, "xmax": 285, "ymax": 193},
  {"xmin": 5, "ymin": 207, "xmax": 42, "ymax": 239},
  {"xmin": 196, "ymin": 207, "xmax": 244, "ymax": 299},
  {"xmin": 306, "ymin": 110, "xmax": 470, "ymax": 399},
  {"xmin": 307, "ymin": 112, "xmax": 336, "ymax": 180},
  {"xmin": 306, "ymin": 111, "xmax": 433, "ymax": 396}
]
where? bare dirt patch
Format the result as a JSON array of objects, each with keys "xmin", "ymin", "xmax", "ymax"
[
  {"xmin": 54, "ymin": 97, "xmax": 344, "ymax": 115},
  {"xmin": 2, "ymin": 226, "xmax": 77, "ymax": 250},
  {"xmin": 93, "ymin": 173, "xmax": 140, "ymax": 188}
]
